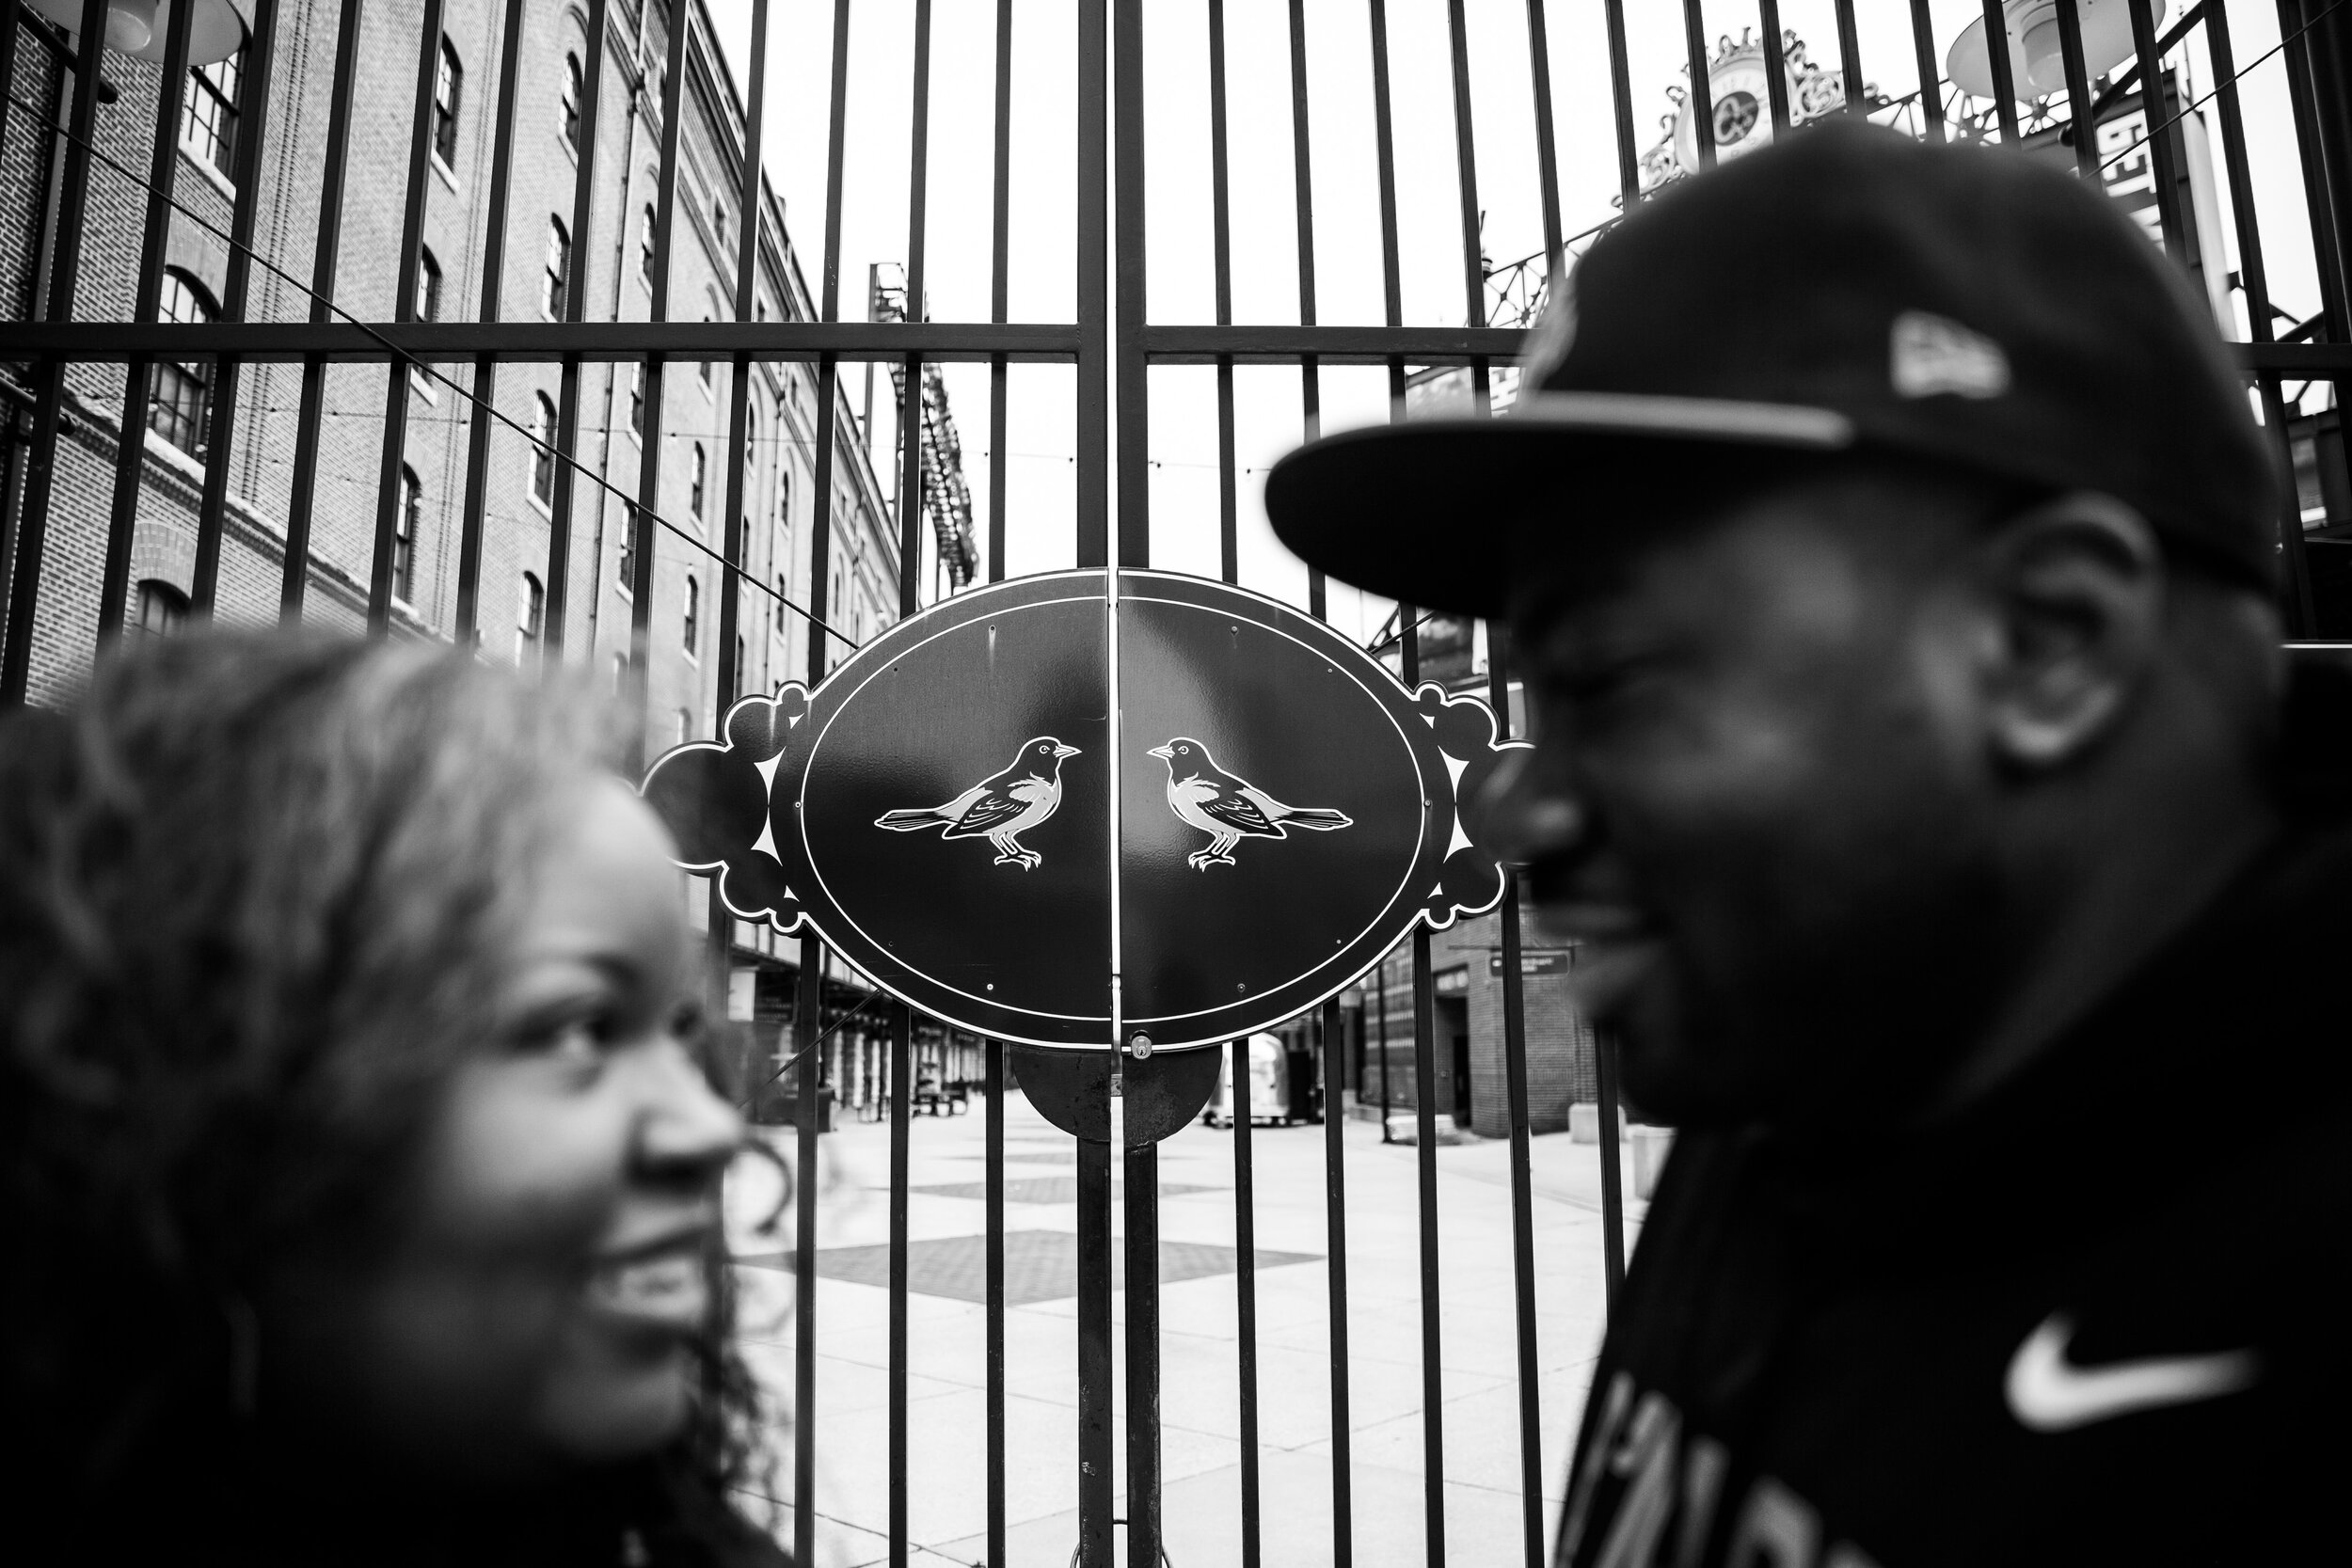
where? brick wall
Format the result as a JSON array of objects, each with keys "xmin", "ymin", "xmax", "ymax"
[{"xmin": 0, "ymin": 0, "xmax": 900, "ymax": 721}]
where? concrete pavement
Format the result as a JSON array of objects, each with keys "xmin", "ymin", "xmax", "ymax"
[{"xmin": 727, "ymin": 1096, "xmax": 1647, "ymax": 1567}]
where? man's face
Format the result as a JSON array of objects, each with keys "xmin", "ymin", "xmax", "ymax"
[{"xmin": 1490, "ymin": 464, "xmax": 2012, "ymax": 1128}]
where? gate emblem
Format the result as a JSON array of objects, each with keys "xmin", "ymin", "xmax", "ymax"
[
  {"xmin": 874, "ymin": 736, "xmax": 1081, "ymax": 870},
  {"xmin": 1147, "ymin": 737, "xmax": 1353, "ymax": 870},
  {"xmin": 641, "ymin": 570, "xmax": 1526, "ymax": 1051}
]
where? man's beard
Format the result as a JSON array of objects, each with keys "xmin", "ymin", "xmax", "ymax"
[{"xmin": 1603, "ymin": 844, "xmax": 2016, "ymax": 1133}]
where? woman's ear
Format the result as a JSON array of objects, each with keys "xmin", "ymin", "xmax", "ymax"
[{"xmin": 1976, "ymin": 491, "xmax": 2164, "ymax": 772}]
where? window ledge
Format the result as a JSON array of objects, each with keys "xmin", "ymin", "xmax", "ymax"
[
  {"xmin": 179, "ymin": 143, "xmax": 237, "ymax": 202},
  {"xmin": 431, "ymin": 154, "xmax": 460, "ymax": 196}
]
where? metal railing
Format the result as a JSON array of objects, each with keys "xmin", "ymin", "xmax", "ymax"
[{"xmin": 1, "ymin": 2, "xmax": 2346, "ymax": 1564}]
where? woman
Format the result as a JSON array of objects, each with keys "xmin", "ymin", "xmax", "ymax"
[{"xmin": 0, "ymin": 633, "xmax": 784, "ymax": 1565}]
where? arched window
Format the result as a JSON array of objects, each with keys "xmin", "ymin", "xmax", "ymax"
[
  {"xmin": 639, "ymin": 203, "xmax": 657, "ymax": 281},
  {"xmin": 683, "ymin": 575, "xmax": 700, "ymax": 656},
  {"xmin": 415, "ymin": 245, "xmax": 442, "ymax": 322},
  {"xmin": 531, "ymin": 391, "xmax": 557, "ymax": 504},
  {"xmin": 135, "ymin": 579, "xmax": 187, "ymax": 638},
  {"xmin": 183, "ymin": 48, "xmax": 242, "ymax": 179},
  {"xmin": 434, "ymin": 39, "xmax": 463, "ymax": 166},
  {"xmin": 560, "ymin": 52, "xmax": 582, "ymax": 149},
  {"xmin": 394, "ymin": 465, "xmax": 421, "ymax": 603},
  {"xmin": 543, "ymin": 215, "xmax": 570, "ymax": 319},
  {"xmin": 690, "ymin": 442, "xmax": 707, "ymax": 516},
  {"xmin": 516, "ymin": 571, "xmax": 544, "ymax": 664},
  {"xmin": 774, "ymin": 572, "xmax": 788, "ymax": 635},
  {"xmin": 148, "ymin": 270, "xmax": 215, "ymax": 455}
]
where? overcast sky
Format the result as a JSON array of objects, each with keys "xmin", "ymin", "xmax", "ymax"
[{"xmin": 701, "ymin": 0, "xmax": 2324, "ymax": 643}]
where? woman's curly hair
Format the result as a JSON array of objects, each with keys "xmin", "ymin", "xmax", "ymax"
[{"xmin": 0, "ymin": 633, "xmax": 778, "ymax": 1562}]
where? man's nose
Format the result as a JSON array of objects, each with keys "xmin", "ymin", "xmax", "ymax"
[
  {"xmin": 1477, "ymin": 747, "xmax": 1590, "ymax": 867},
  {"xmin": 632, "ymin": 1039, "xmax": 747, "ymax": 1182}
]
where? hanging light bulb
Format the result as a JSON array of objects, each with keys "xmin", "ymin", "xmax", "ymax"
[
  {"xmin": 27, "ymin": 0, "xmax": 250, "ymax": 66},
  {"xmin": 1947, "ymin": 0, "xmax": 2167, "ymax": 107}
]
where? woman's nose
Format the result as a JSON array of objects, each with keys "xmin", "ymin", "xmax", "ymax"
[
  {"xmin": 633, "ymin": 1040, "xmax": 747, "ymax": 1181},
  {"xmin": 1476, "ymin": 747, "xmax": 1589, "ymax": 868}
]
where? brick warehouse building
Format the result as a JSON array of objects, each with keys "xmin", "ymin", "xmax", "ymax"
[
  {"xmin": 0, "ymin": 0, "xmax": 936, "ymax": 1114},
  {"xmin": 0, "ymin": 0, "xmax": 904, "ymax": 706}
]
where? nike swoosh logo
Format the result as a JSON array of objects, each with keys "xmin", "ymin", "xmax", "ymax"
[{"xmin": 2005, "ymin": 1312, "xmax": 2258, "ymax": 1433}]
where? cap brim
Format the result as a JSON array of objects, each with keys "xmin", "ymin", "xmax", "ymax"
[{"xmin": 1264, "ymin": 391, "xmax": 1856, "ymax": 620}]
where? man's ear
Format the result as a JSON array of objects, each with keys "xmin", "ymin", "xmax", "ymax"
[{"xmin": 1977, "ymin": 491, "xmax": 2164, "ymax": 771}]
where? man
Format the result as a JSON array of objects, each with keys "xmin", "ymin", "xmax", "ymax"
[{"xmin": 1266, "ymin": 123, "xmax": 2344, "ymax": 1565}]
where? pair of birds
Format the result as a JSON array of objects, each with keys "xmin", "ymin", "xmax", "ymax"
[{"xmin": 875, "ymin": 735, "xmax": 1351, "ymax": 871}]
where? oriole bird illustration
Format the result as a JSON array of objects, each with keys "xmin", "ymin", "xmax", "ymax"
[
  {"xmin": 873, "ymin": 736, "xmax": 1081, "ymax": 870},
  {"xmin": 1147, "ymin": 737, "xmax": 1353, "ymax": 870}
]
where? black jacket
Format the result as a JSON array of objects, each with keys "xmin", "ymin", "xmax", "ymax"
[{"xmin": 1555, "ymin": 660, "xmax": 2352, "ymax": 1567}]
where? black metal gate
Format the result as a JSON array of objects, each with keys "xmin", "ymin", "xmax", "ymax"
[{"xmin": 2, "ymin": 1, "xmax": 2348, "ymax": 1563}]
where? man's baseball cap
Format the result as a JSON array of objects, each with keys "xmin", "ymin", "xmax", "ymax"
[{"xmin": 1264, "ymin": 120, "xmax": 2280, "ymax": 619}]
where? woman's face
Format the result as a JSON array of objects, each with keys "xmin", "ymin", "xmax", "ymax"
[{"xmin": 290, "ymin": 776, "xmax": 744, "ymax": 1481}]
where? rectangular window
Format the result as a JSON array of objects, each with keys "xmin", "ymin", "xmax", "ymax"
[{"xmin": 183, "ymin": 55, "xmax": 242, "ymax": 180}]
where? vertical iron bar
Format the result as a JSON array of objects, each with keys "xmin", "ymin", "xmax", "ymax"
[
  {"xmin": 187, "ymin": 0, "xmax": 278, "ymax": 616},
  {"xmin": 1602, "ymin": 0, "xmax": 1638, "ymax": 205},
  {"xmin": 627, "ymin": 0, "xmax": 693, "ymax": 772},
  {"xmin": 1411, "ymin": 920, "xmax": 1444, "ymax": 1568},
  {"xmin": 1445, "ymin": 0, "xmax": 1482, "ymax": 335},
  {"xmin": 99, "ymin": 0, "xmax": 196, "ymax": 648},
  {"xmin": 2274, "ymin": 0, "xmax": 2347, "ymax": 339},
  {"xmin": 705, "ymin": 0, "xmax": 772, "ymax": 1052},
  {"xmin": 540, "ymin": 0, "xmax": 612, "ymax": 656},
  {"xmin": 1, "ymin": 0, "xmax": 121, "ymax": 703},
  {"xmin": 2055, "ymin": 0, "xmax": 2098, "ymax": 182},
  {"xmin": 363, "ymin": 0, "xmax": 448, "ymax": 633},
  {"xmin": 1286, "ymin": 0, "xmax": 1322, "ymax": 614},
  {"xmin": 1756, "ymin": 0, "xmax": 1791, "ymax": 134},
  {"xmin": 1595, "ymin": 1027, "xmax": 1628, "ymax": 1306},
  {"xmin": 1124, "ymin": 1134, "xmax": 1162, "ymax": 1568},
  {"xmin": 1369, "ymin": 0, "xmax": 1405, "ymax": 436},
  {"xmin": 1376, "ymin": 949, "xmax": 1391, "ymax": 1139},
  {"xmin": 988, "ymin": 0, "xmax": 1010, "ymax": 585},
  {"xmin": 1231, "ymin": 1036, "xmax": 1262, "ymax": 1568},
  {"xmin": 1680, "ymin": 0, "xmax": 1717, "ymax": 172},
  {"xmin": 1208, "ymin": 0, "xmax": 1235, "ymax": 584},
  {"xmin": 1075, "ymin": 1130, "xmax": 1114, "ymax": 1568},
  {"xmin": 899, "ymin": 0, "xmax": 932, "ymax": 618},
  {"xmin": 1397, "ymin": 599, "xmax": 1444, "ymax": 1564},
  {"xmin": 1979, "ymin": 0, "xmax": 2021, "ymax": 144},
  {"xmin": 2123, "ymin": 0, "xmax": 2185, "ymax": 261},
  {"xmin": 454, "ymin": 0, "xmax": 531, "ymax": 647},
  {"xmin": 1523, "ymin": 0, "xmax": 1564, "ymax": 264},
  {"xmin": 791, "ymin": 938, "xmax": 825, "ymax": 1568},
  {"xmin": 1908, "ymin": 0, "xmax": 1945, "ymax": 144},
  {"xmin": 792, "ymin": 14, "xmax": 850, "ymax": 1568},
  {"xmin": 1488, "ymin": 627, "xmax": 1543, "ymax": 1568},
  {"xmin": 0, "ymin": 0, "xmax": 18, "ymax": 173},
  {"xmin": 2207, "ymin": 4, "xmax": 2318, "ymax": 635},
  {"xmin": 1076, "ymin": 0, "xmax": 1107, "ymax": 568},
  {"xmin": 1112, "ymin": 0, "xmax": 1145, "ymax": 569},
  {"xmin": 1319, "ymin": 998, "xmax": 1355, "ymax": 1568},
  {"xmin": 985, "ymin": 1037, "xmax": 1007, "ymax": 1568},
  {"xmin": 889, "ymin": 1003, "xmax": 912, "ymax": 1565},
  {"xmin": 281, "ymin": 0, "xmax": 367, "ymax": 623},
  {"xmin": 1833, "ymin": 0, "xmax": 1864, "ymax": 112}
]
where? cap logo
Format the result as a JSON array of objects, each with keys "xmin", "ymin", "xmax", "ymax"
[
  {"xmin": 1890, "ymin": 310, "xmax": 2011, "ymax": 401},
  {"xmin": 1518, "ymin": 267, "xmax": 1579, "ymax": 391}
]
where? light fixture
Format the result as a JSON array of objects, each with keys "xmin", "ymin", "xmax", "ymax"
[
  {"xmin": 1947, "ymin": 0, "xmax": 2166, "ymax": 103},
  {"xmin": 27, "ymin": 0, "xmax": 251, "ymax": 67}
]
